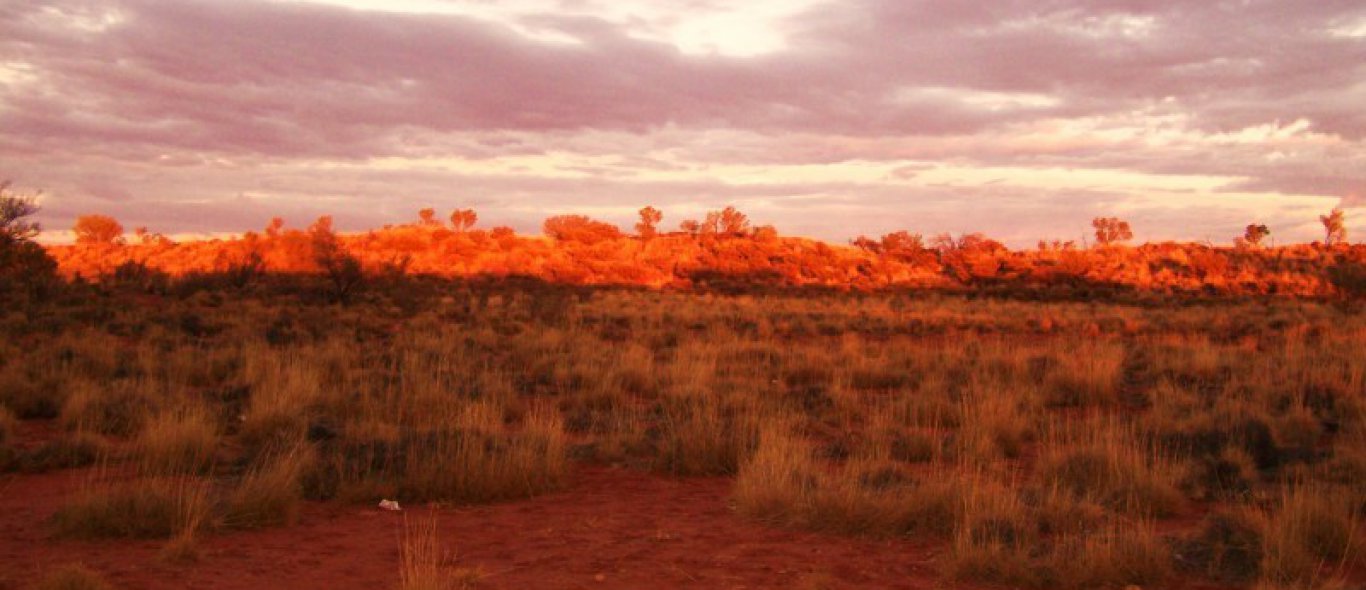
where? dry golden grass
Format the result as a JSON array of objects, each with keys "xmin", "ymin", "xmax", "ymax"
[
  {"xmin": 52, "ymin": 472, "xmax": 211, "ymax": 540},
  {"xmin": 221, "ymin": 446, "xmax": 308, "ymax": 529},
  {"xmin": 136, "ymin": 406, "xmax": 218, "ymax": 475},
  {"xmin": 398, "ymin": 512, "xmax": 481, "ymax": 590},
  {"xmin": 4, "ymin": 277, "xmax": 1365, "ymax": 588},
  {"xmin": 1260, "ymin": 483, "xmax": 1360, "ymax": 586}
]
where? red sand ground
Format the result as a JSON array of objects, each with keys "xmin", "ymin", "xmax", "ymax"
[
  {"xmin": 0, "ymin": 420, "xmax": 1259, "ymax": 589},
  {"xmin": 1, "ymin": 465, "xmax": 954, "ymax": 590}
]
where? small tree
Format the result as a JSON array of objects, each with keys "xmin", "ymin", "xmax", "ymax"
[
  {"xmin": 0, "ymin": 181, "xmax": 57, "ymax": 294},
  {"xmin": 1091, "ymin": 217, "xmax": 1133, "ymax": 246},
  {"xmin": 1239, "ymin": 223, "xmax": 1270, "ymax": 248},
  {"xmin": 1321, "ymin": 208, "xmax": 1346, "ymax": 245},
  {"xmin": 309, "ymin": 215, "xmax": 363, "ymax": 304},
  {"xmin": 635, "ymin": 206, "xmax": 662, "ymax": 240},
  {"xmin": 417, "ymin": 208, "xmax": 439, "ymax": 227},
  {"xmin": 679, "ymin": 219, "xmax": 700, "ymax": 236},
  {"xmin": 450, "ymin": 209, "xmax": 478, "ymax": 233},
  {"xmin": 264, "ymin": 217, "xmax": 285, "ymax": 238},
  {"xmin": 0, "ymin": 181, "xmax": 41, "ymax": 242},
  {"xmin": 719, "ymin": 206, "xmax": 750, "ymax": 235},
  {"xmin": 73, "ymin": 214, "xmax": 124, "ymax": 245}
]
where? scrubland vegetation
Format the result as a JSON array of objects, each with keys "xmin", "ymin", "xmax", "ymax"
[
  {"xmin": 2, "ymin": 193, "xmax": 1364, "ymax": 588},
  {"xmin": 2, "ymin": 271, "xmax": 1362, "ymax": 587},
  {"xmin": 40, "ymin": 204, "xmax": 1366, "ymax": 299}
]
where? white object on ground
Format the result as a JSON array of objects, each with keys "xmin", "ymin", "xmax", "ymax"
[{"xmin": 378, "ymin": 499, "xmax": 402, "ymax": 511}]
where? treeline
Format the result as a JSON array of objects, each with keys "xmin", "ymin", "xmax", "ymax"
[{"xmin": 6, "ymin": 193, "xmax": 1366, "ymax": 300}]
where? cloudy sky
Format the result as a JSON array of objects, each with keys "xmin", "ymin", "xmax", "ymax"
[{"xmin": 3, "ymin": 0, "xmax": 1364, "ymax": 245}]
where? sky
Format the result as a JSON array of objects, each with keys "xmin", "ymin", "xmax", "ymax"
[{"xmin": 3, "ymin": 0, "xmax": 1365, "ymax": 246}]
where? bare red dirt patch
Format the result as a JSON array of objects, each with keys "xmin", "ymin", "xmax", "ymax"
[{"xmin": 2, "ymin": 465, "xmax": 957, "ymax": 589}]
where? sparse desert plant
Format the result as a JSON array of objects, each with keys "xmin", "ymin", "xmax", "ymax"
[{"xmin": 398, "ymin": 512, "xmax": 481, "ymax": 590}]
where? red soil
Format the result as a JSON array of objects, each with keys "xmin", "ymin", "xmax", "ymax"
[{"xmin": 1, "ymin": 465, "xmax": 954, "ymax": 590}]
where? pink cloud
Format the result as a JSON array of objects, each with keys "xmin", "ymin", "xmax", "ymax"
[{"xmin": 2, "ymin": 0, "xmax": 1364, "ymax": 243}]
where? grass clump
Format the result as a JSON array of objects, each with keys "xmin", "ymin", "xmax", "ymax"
[
  {"xmin": 399, "ymin": 513, "xmax": 481, "ymax": 590},
  {"xmin": 15, "ymin": 432, "xmax": 105, "ymax": 473},
  {"xmin": 60, "ymin": 381, "xmax": 153, "ymax": 437},
  {"xmin": 1260, "ymin": 484, "xmax": 1360, "ymax": 586},
  {"xmin": 221, "ymin": 447, "xmax": 308, "ymax": 529},
  {"xmin": 1036, "ymin": 430, "xmax": 1182, "ymax": 516},
  {"xmin": 398, "ymin": 404, "xmax": 566, "ymax": 503},
  {"xmin": 734, "ymin": 426, "xmax": 961, "ymax": 537},
  {"xmin": 51, "ymin": 475, "xmax": 210, "ymax": 540},
  {"xmin": 136, "ymin": 407, "xmax": 218, "ymax": 475},
  {"xmin": 1176, "ymin": 509, "xmax": 1267, "ymax": 584},
  {"xmin": 654, "ymin": 394, "xmax": 760, "ymax": 476}
]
